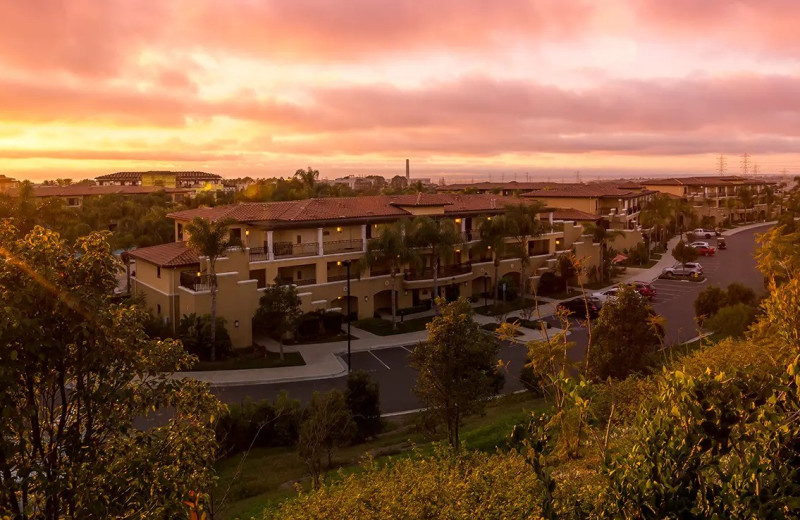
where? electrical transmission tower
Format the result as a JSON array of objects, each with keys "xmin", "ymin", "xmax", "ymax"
[
  {"xmin": 741, "ymin": 153, "xmax": 750, "ymax": 175},
  {"xmin": 717, "ymin": 154, "xmax": 726, "ymax": 175}
]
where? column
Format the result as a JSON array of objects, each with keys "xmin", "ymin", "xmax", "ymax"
[
  {"xmin": 267, "ymin": 230, "xmax": 274, "ymax": 261},
  {"xmin": 317, "ymin": 227, "xmax": 324, "ymax": 256},
  {"xmin": 361, "ymin": 224, "xmax": 367, "ymax": 252},
  {"xmin": 460, "ymin": 218, "xmax": 466, "ymax": 232},
  {"xmin": 548, "ymin": 212, "xmax": 554, "ymax": 226}
]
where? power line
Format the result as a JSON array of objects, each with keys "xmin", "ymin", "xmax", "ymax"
[{"xmin": 741, "ymin": 153, "xmax": 750, "ymax": 175}]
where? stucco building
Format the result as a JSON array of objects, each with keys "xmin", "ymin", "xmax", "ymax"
[{"xmin": 129, "ymin": 193, "xmax": 639, "ymax": 348}]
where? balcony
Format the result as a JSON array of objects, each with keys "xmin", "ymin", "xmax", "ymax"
[
  {"xmin": 460, "ymin": 231, "xmax": 476, "ymax": 242},
  {"xmin": 273, "ymin": 241, "xmax": 319, "ymax": 259},
  {"xmin": 404, "ymin": 263, "xmax": 472, "ymax": 282},
  {"xmin": 324, "ymin": 238, "xmax": 363, "ymax": 254},
  {"xmin": 276, "ymin": 276, "xmax": 317, "ymax": 286},
  {"xmin": 249, "ymin": 246, "xmax": 269, "ymax": 262},
  {"xmin": 180, "ymin": 271, "xmax": 212, "ymax": 292}
]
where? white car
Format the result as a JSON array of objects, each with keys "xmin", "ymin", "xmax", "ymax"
[
  {"xmin": 673, "ymin": 261, "xmax": 703, "ymax": 273},
  {"xmin": 692, "ymin": 228, "xmax": 720, "ymax": 239},
  {"xmin": 591, "ymin": 288, "xmax": 620, "ymax": 303}
]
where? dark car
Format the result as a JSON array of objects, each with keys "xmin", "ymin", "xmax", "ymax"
[{"xmin": 556, "ymin": 296, "xmax": 603, "ymax": 320}]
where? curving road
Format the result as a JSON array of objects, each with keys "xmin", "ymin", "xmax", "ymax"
[{"xmin": 212, "ymin": 224, "xmax": 771, "ymax": 414}]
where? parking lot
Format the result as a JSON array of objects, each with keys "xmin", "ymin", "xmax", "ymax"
[{"xmin": 339, "ymin": 346, "xmax": 411, "ymax": 373}]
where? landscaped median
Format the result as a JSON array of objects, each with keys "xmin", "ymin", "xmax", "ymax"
[
  {"xmin": 192, "ymin": 347, "xmax": 305, "ymax": 371},
  {"xmin": 353, "ymin": 316, "xmax": 431, "ymax": 336}
]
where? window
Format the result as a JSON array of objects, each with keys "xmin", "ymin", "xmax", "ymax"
[
  {"xmin": 230, "ymin": 228, "xmax": 242, "ymax": 243},
  {"xmin": 156, "ymin": 304, "xmax": 161, "ymax": 315},
  {"xmin": 66, "ymin": 197, "xmax": 80, "ymax": 207},
  {"xmin": 296, "ymin": 270, "xmax": 302, "ymax": 279},
  {"xmin": 296, "ymin": 235, "xmax": 302, "ymax": 244},
  {"xmin": 177, "ymin": 223, "xmax": 183, "ymax": 240},
  {"xmin": 156, "ymin": 266, "xmax": 161, "ymax": 278}
]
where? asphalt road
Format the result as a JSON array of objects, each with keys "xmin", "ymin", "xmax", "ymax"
[{"xmin": 212, "ymin": 224, "xmax": 771, "ymax": 415}]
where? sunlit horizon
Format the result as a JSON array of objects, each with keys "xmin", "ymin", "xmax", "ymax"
[{"xmin": 2, "ymin": 0, "xmax": 800, "ymax": 182}]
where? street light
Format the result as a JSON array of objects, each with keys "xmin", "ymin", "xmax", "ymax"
[
  {"xmin": 338, "ymin": 260, "xmax": 352, "ymax": 372},
  {"xmin": 483, "ymin": 274, "xmax": 488, "ymax": 308}
]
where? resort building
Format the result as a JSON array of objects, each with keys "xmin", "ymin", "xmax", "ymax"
[
  {"xmin": 0, "ymin": 174, "xmax": 18, "ymax": 193},
  {"xmin": 95, "ymin": 171, "xmax": 223, "ymax": 191},
  {"xmin": 641, "ymin": 176, "xmax": 779, "ymax": 225},
  {"xmin": 128, "ymin": 193, "xmax": 639, "ymax": 348}
]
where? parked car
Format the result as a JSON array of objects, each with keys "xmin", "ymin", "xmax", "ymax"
[
  {"xmin": 628, "ymin": 280, "xmax": 657, "ymax": 299},
  {"xmin": 592, "ymin": 288, "xmax": 620, "ymax": 303},
  {"xmin": 662, "ymin": 264, "xmax": 703, "ymax": 278},
  {"xmin": 688, "ymin": 241, "xmax": 716, "ymax": 256},
  {"xmin": 556, "ymin": 296, "xmax": 603, "ymax": 320},
  {"xmin": 673, "ymin": 261, "xmax": 703, "ymax": 274},
  {"xmin": 692, "ymin": 228, "xmax": 721, "ymax": 239}
]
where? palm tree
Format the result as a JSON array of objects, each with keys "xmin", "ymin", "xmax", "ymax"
[
  {"xmin": 582, "ymin": 222, "xmax": 624, "ymax": 285},
  {"xmin": 186, "ymin": 216, "xmax": 237, "ymax": 362},
  {"xmin": 408, "ymin": 217, "xmax": 463, "ymax": 310},
  {"xmin": 477, "ymin": 215, "xmax": 512, "ymax": 307},
  {"xmin": 362, "ymin": 220, "xmax": 419, "ymax": 329},
  {"xmin": 503, "ymin": 202, "xmax": 549, "ymax": 299},
  {"xmin": 293, "ymin": 167, "xmax": 320, "ymax": 198},
  {"xmin": 736, "ymin": 186, "xmax": 756, "ymax": 221},
  {"xmin": 639, "ymin": 194, "xmax": 672, "ymax": 249}
]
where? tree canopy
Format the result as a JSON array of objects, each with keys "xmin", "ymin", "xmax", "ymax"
[{"xmin": 0, "ymin": 223, "xmax": 220, "ymax": 518}]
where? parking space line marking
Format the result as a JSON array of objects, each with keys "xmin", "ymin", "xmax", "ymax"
[
  {"xmin": 400, "ymin": 345, "xmax": 412, "ymax": 352},
  {"xmin": 370, "ymin": 350, "xmax": 391, "ymax": 370}
]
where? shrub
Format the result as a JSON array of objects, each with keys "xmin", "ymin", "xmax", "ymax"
[
  {"xmin": 704, "ymin": 303, "xmax": 757, "ymax": 339},
  {"xmin": 177, "ymin": 313, "xmax": 232, "ymax": 361},
  {"xmin": 694, "ymin": 286, "xmax": 726, "ymax": 323},
  {"xmin": 345, "ymin": 371, "xmax": 383, "ymax": 441},
  {"xmin": 215, "ymin": 392, "xmax": 303, "ymax": 455},
  {"xmin": 321, "ymin": 311, "xmax": 344, "ymax": 334},
  {"xmin": 725, "ymin": 282, "xmax": 756, "ymax": 307},
  {"xmin": 537, "ymin": 271, "xmax": 564, "ymax": 296}
]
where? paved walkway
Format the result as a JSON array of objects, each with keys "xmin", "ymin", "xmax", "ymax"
[{"xmin": 179, "ymin": 221, "xmax": 775, "ymax": 386}]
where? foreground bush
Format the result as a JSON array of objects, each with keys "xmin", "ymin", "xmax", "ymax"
[{"xmin": 267, "ymin": 448, "xmax": 543, "ymax": 520}]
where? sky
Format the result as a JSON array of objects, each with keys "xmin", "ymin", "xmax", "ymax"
[{"xmin": 2, "ymin": 0, "xmax": 800, "ymax": 182}]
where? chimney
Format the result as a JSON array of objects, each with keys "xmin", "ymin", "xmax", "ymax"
[{"xmin": 405, "ymin": 159, "xmax": 410, "ymax": 182}]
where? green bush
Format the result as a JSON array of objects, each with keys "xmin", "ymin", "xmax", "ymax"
[
  {"xmin": 694, "ymin": 286, "xmax": 726, "ymax": 323},
  {"xmin": 345, "ymin": 371, "xmax": 383, "ymax": 442},
  {"xmin": 215, "ymin": 392, "xmax": 303, "ymax": 455},
  {"xmin": 725, "ymin": 282, "xmax": 756, "ymax": 307},
  {"xmin": 704, "ymin": 303, "xmax": 757, "ymax": 338}
]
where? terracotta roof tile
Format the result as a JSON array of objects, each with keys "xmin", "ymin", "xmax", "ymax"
[
  {"xmin": 521, "ymin": 183, "xmax": 654, "ymax": 199},
  {"xmin": 644, "ymin": 176, "xmax": 774, "ymax": 187},
  {"xmin": 551, "ymin": 208, "xmax": 602, "ymax": 221},
  {"xmin": 128, "ymin": 242, "xmax": 199, "ymax": 267},
  {"xmin": 96, "ymin": 171, "xmax": 222, "ymax": 182}
]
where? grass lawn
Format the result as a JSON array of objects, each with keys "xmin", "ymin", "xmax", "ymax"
[
  {"xmin": 353, "ymin": 316, "xmax": 431, "ymax": 336},
  {"xmin": 213, "ymin": 392, "xmax": 547, "ymax": 520},
  {"xmin": 285, "ymin": 333, "xmax": 357, "ymax": 345},
  {"xmin": 474, "ymin": 298, "xmax": 545, "ymax": 316},
  {"xmin": 625, "ymin": 259, "xmax": 659, "ymax": 269},
  {"xmin": 192, "ymin": 350, "xmax": 305, "ymax": 371}
]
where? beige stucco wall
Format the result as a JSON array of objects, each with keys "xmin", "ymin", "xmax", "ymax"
[{"xmin": 528, "ymin": 196, "xmax": 598, "ymax": 214}]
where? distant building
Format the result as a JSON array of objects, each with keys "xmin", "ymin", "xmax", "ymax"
[
  {"xmin": 8, "ymin": 184, "xmax": 192, "ymax": 207},
  {"xmin": 95, "ymin": 171, "xmax": 223, "ymax": 190},
  {"xmin": 0, "ymin": 174, "xmax": 19, "ymax": 193}
]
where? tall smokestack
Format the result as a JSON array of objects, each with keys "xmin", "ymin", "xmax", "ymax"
[{"xmin": 406, "ymin": 159, "xmax": 410, "ymax": 182}]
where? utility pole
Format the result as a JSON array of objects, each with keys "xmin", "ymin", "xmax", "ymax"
[
  {"xmin": 753, "ymin": 163, "xmax": 760, "ymax": 176},
  {"xmin": 576, "ymin": 170, "xmax": 581, "ymax": 182},
  {"xmin": 717, "ymin": 154, "xmax": 727, "ymax": 175},
  {"xmin": 741, "ymin": 153, "xmax": 750, "ymax": 175}
]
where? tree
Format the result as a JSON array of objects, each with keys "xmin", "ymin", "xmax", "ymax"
[
  {"xmin": 588, "ymin": 285, "xmax": 664, "ymax": 380},
  {"xmin": 253, "ymin": 281, "xmax": 303, "ymax": 360},
  {"xmin": 477, "ymin": 215, "xmax": 512, "ymax": 307},
  {"xmin": 186, "ymin": 216, "xmax": 237, "ymax": 361},
  {"xmin": 639, "ymin": 194, "xmax": 674, "ymax": 248},
  {"xmin": 177, "ymin": 312, "xmax": 233, "ymax": 361},
  {"xmin": 582, "ymin": 221, "xmax": 624, "ymax": 284},
  {"xmin": 671, "ymin": 239, "xmax": 698, "ymax": 267},
  {"xmin": 362, "ymin": 220, "xmax": 419, "ymax": 328},
  {"xmin": 345, "ymin": 371, "xmax": 382, "ymax": 441},
  {"xmin": 293, "ymin": 166, "xmax": 320, "ymax": 198},
  {"xmin": 725, "ymin": 282, "xmax": 756, "ymax": 307},
  {"xmin": 409, "ymin": 298, "xmax": 502, "ymax": 449},
  {"xmin": 0, "ymin": 224, "xmax": 221, "ymax": 518},
  {"xmin": 297, "ymin": 390, "xmax": 356, "ymax": 488},
  {"xmin": 408, "ymin": 216, "xmax": 462, "ymax": 309}
]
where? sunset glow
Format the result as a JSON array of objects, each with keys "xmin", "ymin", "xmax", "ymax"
[{"xmin": 2, "ymin": 0, "xmax": 800, "ymax": 181}]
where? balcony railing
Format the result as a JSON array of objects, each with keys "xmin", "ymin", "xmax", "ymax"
[
  {"xmin": 324, "ymin": 238, "xmax": 363, "ymax": 254},
  {"xmin": 273, "ymin": 241, "xmax": 319, "ymax": 259},
  {"xmin": 276, "ymin": 276, "xmax": 317, "ymax": 286},
  {"xmin": 180, "ymin": 271, "xmax": 212, "ymax": 291},
  {"xmin": 327, "ymin": 272, "xmax": 361, "ymax": 282},
  {"xmin": 404, "ymin": 263, "xmax": 472, "ymax": 281},
  {"xmin": 460, "ymin": 231, "xmax": 476, "ymax": 242},
  {"xmin": 249, "ymin": 246, "xmax": 269, "ymax": 262}
]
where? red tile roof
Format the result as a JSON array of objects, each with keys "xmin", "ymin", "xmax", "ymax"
[
  {"xmin": 643, "ymin": 176, "xmax": 774, "ymax": 187},
  {"xmin": 521, "ymin": 183, "xmax": 654, "ymax": 199},
  {"xmin": 551, "ymin": 208, "xmax": 601, "ymax": 221},
  {"xmin": 128, "ymin": 241, "xmax": 199, "ymax": 267},
  {"xmin": 168, "ymin": 194, "xmax": 544, "ymax": 225}
]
